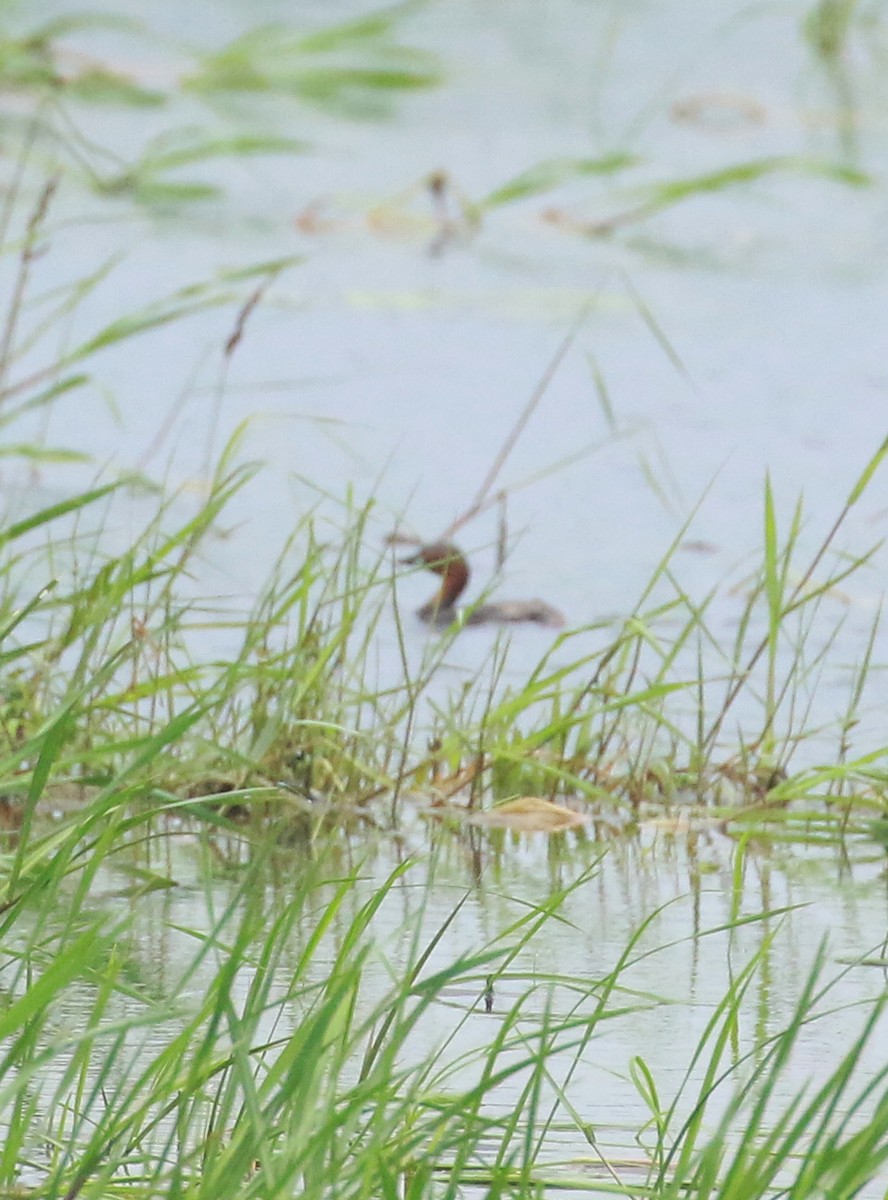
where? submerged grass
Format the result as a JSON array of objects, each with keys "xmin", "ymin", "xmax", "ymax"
[{"xmin": 2, "ymin": 810, "xmax": 887, "ymax": 1198}]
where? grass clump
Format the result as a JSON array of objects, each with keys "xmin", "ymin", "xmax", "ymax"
[
  {"xmin": 0, "ymin": 360, "xmax": 884, "ymax": 862},
  {"xmin": 404, "ymin": 437, "xmax": 888, "ymax": 842},
  {"xmin": 1, "ymin": 4, "xmax": 442, "ymax": 208},
  {"xmin": 0, "ymin": 14, "xmax": 164, "ymax": 106},
  {"xmin": 0, "ymin": 411, "xmax": 885, "ymax": 844},
  {"xmin": 185, "ymin": 11, "xmax": 442, "ymax": 118},
  {"xmin": 2, "ymin": 819, "xmax": 887, "ymax": 1198}
]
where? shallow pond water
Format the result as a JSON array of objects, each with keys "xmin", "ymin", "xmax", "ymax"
[
  {"xmin": 11, "ymin": 820, "xmax": 888, "ymax": 1194},
  {"xmin": 3, "ymin": 0, "xmax": 888, "ymax": 761},
  {"xmin": 3, "ymin": 1, "xmax": 888, "ymax": 1191}
]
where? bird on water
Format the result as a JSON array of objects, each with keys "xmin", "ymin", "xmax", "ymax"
[{"xmin": 402, "ymin": 542, "xmax": 564, "ymax": 629}]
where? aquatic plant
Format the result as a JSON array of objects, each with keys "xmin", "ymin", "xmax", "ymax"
[
  {"xmin": 185, "ymin": 9, "xmax": 442, "ymax": 118},
  {"xmin": 0, "ymin": 3, "xmax": 886, "ymax": 1194},
  {"xmin": 0, "ymin": 3, "xmax": 442, "ymax": 207},
  {"xmin": 2, "ymin": 816, "xmax": 887, "ymax": 1197}
]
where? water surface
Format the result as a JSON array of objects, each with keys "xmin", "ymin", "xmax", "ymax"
[{"xmin": 3, "ymin": 2, "xmax": 888, "ymax": 1189}]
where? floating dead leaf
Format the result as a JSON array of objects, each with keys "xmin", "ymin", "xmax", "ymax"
[
  {"xmin": 468, "ymin": 796, "xmax": 589, "ymax": 833},
  {"xmin": 427, "ymin": 759, "xmax": 486, "ymax": 802},
  {"xmin": 670, "ymin": 93, "xmax": 767, "ymax": 131},
  {"xmin": 294, "ymin": 200, "xmax": 346, "ymax": 236},
  {"xmin": 641, "ymin": 814, "xmax": 726, "ymax": 835}
]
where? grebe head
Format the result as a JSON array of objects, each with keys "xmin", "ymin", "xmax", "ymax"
[
  {"xmin": 402, "ymin": 542, "xmax": 467, "ymax": 577},
  {"xmin": 401, "ymin": 542, "xmax": 469, "ymax": 623}
]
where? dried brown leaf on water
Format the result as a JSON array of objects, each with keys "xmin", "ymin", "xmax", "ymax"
[
  {"xmin": 670, "ymin": 93, "xmax": 767, "ymax": 131},
  {"xmin": 468, "ymin": 796, "xmax": 589, "ymax": 833}
]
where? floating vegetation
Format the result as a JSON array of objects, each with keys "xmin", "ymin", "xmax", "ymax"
[
  {"xmin": 91, "ymin": 129, "xmax": 309, "ymax": 203},
  {"xmin": 0, "ymin": 14, "xmax": 164, "ymax": 104},
  {"xmin": 185, "ymin": 8, "xmax": 443, "ymax": 118},
  {"xmin": 541, "ymin": 156, "xmax": 871, "ymax": 238},
  {"xmin": 0, "ymin": 4, "xmax": 442, "ymax": 211},
  {"xmin": 477, "ymin": 154, "xmax": 640, "ymax": 211},
  {"xmin": 466, "ymin": 795, "xmax": 590, "ymax": 832}
]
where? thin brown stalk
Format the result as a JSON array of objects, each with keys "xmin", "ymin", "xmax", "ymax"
[
  {"xmin": 0, "ymin": 175, "xmax": 59, "ymax": 399},
  {"xmin": 206, "ymin": 269, "xmax": 279, "ymax": 478},
  {"xmin": 224, "ymin": 272, "xmax": 277, "ymax": 360},
  {"xmin": 438, "ymin": 303, "xmax": 592, "ymax": 542},
  {"xmin": 0, "ymin": 106, "xmax": 43, "ymax": 260}
]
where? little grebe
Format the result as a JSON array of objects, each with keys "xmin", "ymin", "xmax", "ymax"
[{"xmin": 403, "ymin": 542, "xmax": 564, "ymax": 629}]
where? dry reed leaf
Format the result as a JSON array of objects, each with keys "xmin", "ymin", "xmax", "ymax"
[
  {"xmin": 431, "ymin": 760, "xmax": 485, "ymax": 801},
  {"xmin": 670, "ymin": 93, "xmax": 767, "ymax": 130},
  {"xmin": 641, "ymin": 814, "xmax": 725, "ymax": 834},
  {"xmin": 468, "ymin": 796, "xmax": 589, "ymax": 833}
]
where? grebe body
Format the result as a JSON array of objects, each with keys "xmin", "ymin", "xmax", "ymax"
[{"xmin": 404, "ymin": 542, "xmax": 564, "ymax": 629}]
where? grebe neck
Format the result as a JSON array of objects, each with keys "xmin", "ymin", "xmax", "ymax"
[{"xmin": 412, "ymin": 543, "xmax": 469, "ymax": 623}]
